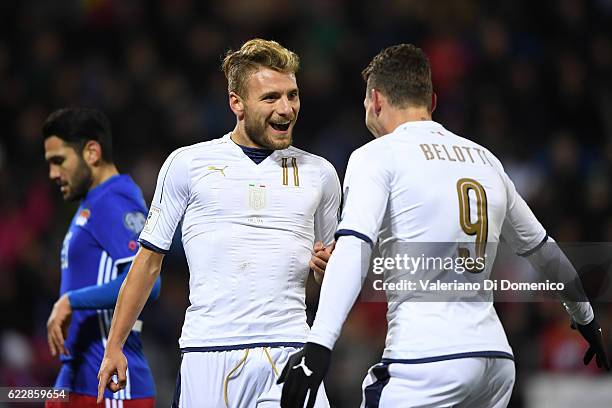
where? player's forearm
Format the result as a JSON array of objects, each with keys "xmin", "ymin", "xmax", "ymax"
[
  {"xmin": 106, "ymin": 247, "xmax": 163, "ymax": 349},
  {"xmin": 67, "ymin": 266, "xmax": 161, "ymax": 310},
  {"xmin": 308, "ymin": 235, "xmax": 371, "ymax": 349},
  {"xmin": 526, "ymin": 236, "xmax": 593, "ymax": 324}
]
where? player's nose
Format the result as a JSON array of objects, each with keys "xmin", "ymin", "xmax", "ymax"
[
  {"xmin": 49, "ymin": 165, "xmax": 60, "ymax": 181},
  {"xmin": 276, "ymin": 96, "xmax": 292, "ymax": 116}
]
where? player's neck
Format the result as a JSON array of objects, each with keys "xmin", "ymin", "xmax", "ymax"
[
  {"xmin": 230, "ymin": 124, "xmax": 262, "ymax": 149},
  {"xmin": 90, "ymin": 163, "xmax": 119, "ymax": 190},
  {"xmin": 384, "ymin": 106, "xmax": 432, "ymax": 134}
]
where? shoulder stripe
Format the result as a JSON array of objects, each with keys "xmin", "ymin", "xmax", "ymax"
[
  {"xmin": 159, "ymin": 144, "xmax": 203, "ymax": 203},
  {"xmin": 159, "ymin": 151, "xmax": 181, "ymax": 204}
]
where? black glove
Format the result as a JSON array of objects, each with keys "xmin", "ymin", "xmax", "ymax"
[
  {"xmin": 277, "ymin": 342, "xmax": 331, "ymax": 408},
  {"xmin": 571, "ymin": 318, "xmax": 610, "ymax": 370}
]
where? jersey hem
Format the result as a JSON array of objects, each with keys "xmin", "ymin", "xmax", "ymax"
[
  {"xmin": 138, "ymin": 238, "xmax": 169, "ymax": 254},
  {"xmin": 181, "ymin": 342, "xmax": 305, "ymax": 352},
  {"xmin": 381, "ymin": 350, "xmax": 514, "ymax": 364}
]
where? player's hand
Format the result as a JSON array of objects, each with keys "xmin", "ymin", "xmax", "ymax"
[
  {"xmin": 571, "ymin": 318, "xmax": 610, "ymax": 370},
  {"xmin": 46, "ymin": 294, "xmax": 72, "ymax": 357},
  {"xmin": 97, "ymin": 346, "xmax": 128, "ymax": 403},
  {"xmin": 277, "ymin": 342, "xmax": 331, "ymax": 408},
  {"xmin": 310, "ymin": 241, "xmax": 335, "ymax": 283}
]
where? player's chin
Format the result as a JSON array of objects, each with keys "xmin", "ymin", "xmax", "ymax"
[
  {"xmin": 62, "ymin": 188, "xmax": 81, "ymax": 202},
  {"xmin": 61, "ymin": 188, "xmax": 72, "ymax": 201},
  {"xmin": 266, "ymin": 126, "xmax": 292, "ymax": 149}
]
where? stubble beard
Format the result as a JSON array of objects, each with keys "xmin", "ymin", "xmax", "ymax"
[
  {"xmin": 243, "ymin": 110, "xmax": 293, "ymax": 151},
  {"xmin": 64, "ymin": 158, "xmax": 93, "ymax": 202}
]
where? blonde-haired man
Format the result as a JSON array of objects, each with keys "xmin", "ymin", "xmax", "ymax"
[{"xmin": 97, "ymin": 39, "xmax": 339, "ymax": 407}]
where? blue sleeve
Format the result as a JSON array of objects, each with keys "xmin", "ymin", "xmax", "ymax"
[
  {"xmin": 67, "ymin": 262, "xmax": 161, "ymax": 309},
  {"xmin": 86, "ymin": 198, "xmax": 146, "ymax": 262}
]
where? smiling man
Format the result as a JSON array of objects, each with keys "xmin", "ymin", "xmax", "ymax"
[
  {"xmin": 97, "ymin": 39, "xmax": 340, "ymax": 407},
  {"xmin": 43, "ymin": 108, "xmax": 159, "ymax": 407}
]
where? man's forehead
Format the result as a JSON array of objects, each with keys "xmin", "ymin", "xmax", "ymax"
[
  {"xmin": 44, "ymin": 136, "xmax": 69, "ymax": 157},
  {"xmin": 247, "ymin": 68, "xmax": 298, "ymax": 92}
]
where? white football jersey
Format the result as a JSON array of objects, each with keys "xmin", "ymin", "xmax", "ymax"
[
  {"xmin": 337, "ymin": 120, "xmax": 546, "ymax": 360},
  {"xmin": 139, "ymin": 134, "xmax": 341, "ymax": 348}
]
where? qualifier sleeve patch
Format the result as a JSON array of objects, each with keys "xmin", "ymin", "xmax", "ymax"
[{"xmin": 143, "ymin": 206, "xmax": 161, "ymax": 234}]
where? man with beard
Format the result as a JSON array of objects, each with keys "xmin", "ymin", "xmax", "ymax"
[
  {"xmin": 97, "ymin": 39, "xmax": 340, "ymax": 407},
  {"xmin": 43, "ymin": 108, "xmax": 160, "ymax": 407}
]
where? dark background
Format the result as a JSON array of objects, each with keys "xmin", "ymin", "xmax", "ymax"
[{"xmin": 1, "ymin": 0, "xmax": 612, "ymax": 406}]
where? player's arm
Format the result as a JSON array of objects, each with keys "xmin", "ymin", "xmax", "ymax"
[
  {"xmin": 97, "ymin": 247, "xmax": 164, "ymax": 402},
  {"xmin": 523, "ymin": 237, "xmax": 608, "ymax": 369},
  {"xmin": 97, "ymin": 149, "xmax": 191, "ymax": 402},
  {"xmin": 46, "ymin": 262, "xmax": 160, "ymax": 357},
  {"xmin": 495, "ymin": 155, "xmax": 609, "ymax": 370},
  {"xmin": 67, "ymin": 262, "xmax": 161, "ymax": 309},
  {"xmin": 311, "ymin": 159, "xmax": 341, "ymax": 283},
  {"xmin": 279, "ymin": 146, "xmax": 390, "ymax": 407}
]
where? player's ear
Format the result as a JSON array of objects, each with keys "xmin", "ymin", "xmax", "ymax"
[
  {"xmin": 371, "ymin": 88, "xmax": 383, "ymax": 116},
  {"xmin": 82, "ymin": 140, "xmax": 103, "ymax": 166},
  {"xmin": 229, "ymin": 92, "xmax": 245, "ymax": 120}
]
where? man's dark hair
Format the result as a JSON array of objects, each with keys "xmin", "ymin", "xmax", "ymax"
[
  {"xmin": 362, "ymin": 44, "xmax": 433, "ymax": 109},
  {"xmin": 42, "ymin": 107, "xmax": 114, "ymax": 162}
]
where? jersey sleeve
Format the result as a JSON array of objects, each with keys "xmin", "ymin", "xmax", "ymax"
[
  {"xmin": 139, "ymin": 149, "xmax": 191, "ymax": 253},
  {"xmin": 68, "ymin": 262, "xmax": 161, "ymax": 309},
  {"xmin": 490, "ymin": 154, "xmax": 547, "ymax": 255},
  {"xmin": 86, "ymin": 199, "xmax": 145, "ymax": 263},
  {"xmin": 335, "ymin": 145, "xmax": 391, "ymax": 245},
  {"xmin": 313, "ymin": 159, "xmax": 341, "ymax": 245}
]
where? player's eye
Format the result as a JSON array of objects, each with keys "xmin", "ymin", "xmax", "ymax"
[
  {"xmin": 262, "ymin": 93, "xmax": 280, "ymax": 101},
  {"xmin": 49, "ymin": 157, "xmax": 65, "ymax": 165}
]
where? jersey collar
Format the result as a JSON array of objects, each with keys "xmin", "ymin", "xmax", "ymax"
[
  {"xmin": 224, "ymin": 132, "xmax": 286, "ymax": 165},
  {"xmin": 393, "ymin": 120, "xmax": 444, "ymax": 134},
  {"xmin": 84, "ymin": 174, "xmax": 128, "ymax": 202}
]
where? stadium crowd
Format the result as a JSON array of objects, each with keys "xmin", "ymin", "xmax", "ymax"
[{"xmin": 1, "ymin": 0, "xmax": 611, "ymax": 406}]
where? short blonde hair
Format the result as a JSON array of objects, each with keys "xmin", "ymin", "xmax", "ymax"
[{"xmin": 221, "ymin": 39, "xmax": 300, "ymax": 97}]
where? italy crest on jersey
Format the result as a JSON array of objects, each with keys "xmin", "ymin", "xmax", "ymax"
[{"xmin": 248, "ymin": 184, "xmax": 266, "ymax": 210}]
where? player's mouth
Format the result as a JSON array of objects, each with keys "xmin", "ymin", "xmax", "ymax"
[{"xmin": 269, "ymin": 120, "xmax": 291, "ymax": 133}]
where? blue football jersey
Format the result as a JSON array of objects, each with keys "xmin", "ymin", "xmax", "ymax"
[{"xmin": 55, "ymin": 174, "xmax": 156, "ymax": 399}]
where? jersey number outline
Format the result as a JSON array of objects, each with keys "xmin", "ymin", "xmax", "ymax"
[{"xmin": 456, "ymin": 178, "xmax": 488, "ymax": 273}]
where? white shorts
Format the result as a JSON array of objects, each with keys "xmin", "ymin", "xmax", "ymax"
[
  {"xmin": 361, "ymin": 357, "xmax": 515, "ymax": 408},
  {"xmin": 172, "ymin": 345, "xmax": 330, "ymax": 408}
]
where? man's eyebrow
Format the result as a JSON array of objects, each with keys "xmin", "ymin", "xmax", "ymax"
[
  {"xmin": 260, "ymin": 91, "xmax": 281, "ymax": 99},
  {"xmin": 260, "ymin": 88, "xmax": 299, "ymax": 99},
  {"xmin": 45, "ymin": 154, "xmax": 63, "ymax": 162}
]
